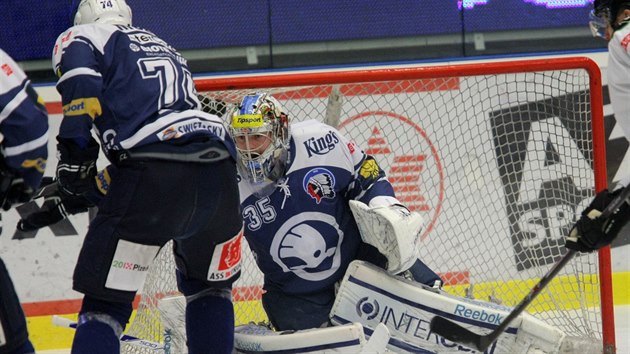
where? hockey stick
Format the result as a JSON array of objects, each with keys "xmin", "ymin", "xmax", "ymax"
[
  {"xmin": 52, "ymin": 315, "xmax": 164, "ymax": 351},
  {"xmin": 324, "ymin": 84, "xmax": 343, "ymax": 128},
  {"xmin": 430, "ymin": 185, "xmax": 630, "ymax": 352}
]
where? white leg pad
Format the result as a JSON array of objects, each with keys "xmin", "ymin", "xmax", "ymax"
[
  {"xmin": 158, "ymin": 295, "xmax": 187, "ymax": 354},
  {"xmin": 158, "ymin": 294, "xmax": 393, "ymax": 354},
  {"xmin": 234, "ymin": 322, "xmax": 390, "ymax": 353},
  {"xmin": 330, "ymin": 260, "xmax": 576, "ymax": 354}
]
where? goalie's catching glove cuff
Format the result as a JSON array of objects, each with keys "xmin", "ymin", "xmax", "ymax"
[{"xmin": 566, "ymin": 188, "xmax": 630, "ymax": 252}]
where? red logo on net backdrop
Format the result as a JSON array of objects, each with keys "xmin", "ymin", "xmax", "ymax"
[{"xmin": 339, "ymin": 111, "xmax": 444, "ymax": 241}]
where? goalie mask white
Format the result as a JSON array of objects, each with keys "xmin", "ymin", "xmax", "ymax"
[
  {"xmin": 229, "ymin": 93, "xmax": 290, "ymax": 184},
  {"xmin": 74, "ymin": 0, "xmax": 133, "ymax": 26}
]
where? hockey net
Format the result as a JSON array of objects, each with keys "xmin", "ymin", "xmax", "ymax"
[{"xmin": 122, "ymin": 57, "xmax": 614, "ymax": 353}]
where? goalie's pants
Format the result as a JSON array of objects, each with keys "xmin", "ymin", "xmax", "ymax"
[
  {"xmin": 262, "ymin": 246, "xmax": 441, "ymax": 331},
  {"xmin": 263, "ymin": 243, "xmax": 388, "ymax": 331},
  {"xmin": 72, "ymin": 152, "xmax": 242, "ymax": 320},
  {"xmin": 0, "ymin": 258, "xmax": 34, "ymax": 354}
]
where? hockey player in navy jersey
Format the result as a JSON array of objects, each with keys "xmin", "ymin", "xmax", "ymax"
[
  {"xmin": 0, "ymin": 48, "xmax": 49, "ymax": 354},
  {"xmin": 20, "ymin": 91, "xmax": 442, "ymax": 335},
  {"xmin": 228, "ymin": 92, "xmax": 441, "ymax": 331},
  {"xmin": 48, "ymin": 0, "xmax": 242, "ymax": 353}
]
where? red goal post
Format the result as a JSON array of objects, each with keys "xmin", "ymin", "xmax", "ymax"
[{"xmin": 124, "ymin": 57, "xmax": 615, "ymax": 353}]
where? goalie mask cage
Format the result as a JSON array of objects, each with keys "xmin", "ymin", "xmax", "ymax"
[{"xmin": 123, "ymin": 57, "xmax": 615, "ymax": 354}]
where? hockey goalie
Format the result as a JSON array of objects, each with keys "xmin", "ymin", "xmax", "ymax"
[
  {"xmin": 19, "ymin": 90, "xmax": 608, "ymax": 353},
  {"xmin": 156, "ymin": 198, "xmax": 605, "ymax": 354},
  {"xmin": 155, "ymin": 257, "xmax": 602, "ymax": 354},
  {"xmin": 134, "ymin": 192, "xmax": 602, "ymax": 353}
]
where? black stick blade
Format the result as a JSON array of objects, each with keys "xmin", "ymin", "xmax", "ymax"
[{"xmin": 430, "ymin": 316, "xmax": 489, "ymax": 352}]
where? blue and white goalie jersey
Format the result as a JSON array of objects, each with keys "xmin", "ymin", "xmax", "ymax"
[
  {"xmin": 0, "ymin": 48, "xmax": 48, "ymax": 190},
  {"xmin": 52, "ymin": 24, "xmax": 233, "ymax": 159},
  {"xmin": 239, "ymin": 120, "xmax": 398, "ymax": 295}
]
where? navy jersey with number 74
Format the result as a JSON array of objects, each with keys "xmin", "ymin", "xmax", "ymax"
[{"xmin": 52, "ymin": 23, "xmax": 234, "ymax": 160}]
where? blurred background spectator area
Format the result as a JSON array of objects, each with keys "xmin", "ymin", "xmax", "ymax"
[{"xmin": 0, "ymin": 0, "xmax": 604, "ymax": 82}]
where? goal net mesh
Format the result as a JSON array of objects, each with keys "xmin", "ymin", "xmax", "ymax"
[{"xmin": 122, "ymin": 59, "xmax": 609, "ymax": 353}]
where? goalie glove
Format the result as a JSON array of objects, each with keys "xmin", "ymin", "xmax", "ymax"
[
  {"xmin": 349, "ymin": 200, "xmax": 423, "ymax": 274},
  {"xmin": 566, "ymin": 188, "xmax": 630, "ymax": 252}
]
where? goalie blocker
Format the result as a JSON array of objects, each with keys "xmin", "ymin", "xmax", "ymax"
[{"xmin": 348, "ymin": 200, "xmax": 422, "ymax": 274}]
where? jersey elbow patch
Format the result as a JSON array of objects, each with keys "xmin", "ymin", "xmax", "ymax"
[
  {"xmin": 359, "ymin": 158, "xmax": 384, "ymax": 180},
  {"xmin": 21, "ymin": 157, "xmax": 47, "ymax": 173},
  {"xmin": 95, "ymin": 167, "xmax": 112, "ymax": 195},
  {"xmin": 63, "ymin": 97, "xmax": 102, "ymax": 120}
]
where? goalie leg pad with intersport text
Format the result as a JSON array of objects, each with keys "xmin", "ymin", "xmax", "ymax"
[
  {"xmin": 233, "ymin": 322, "xmax": 392, "ymax": 353},
  {"xmin": 330, "ymin": 260, "xmax": 571, "ymax": 354}
]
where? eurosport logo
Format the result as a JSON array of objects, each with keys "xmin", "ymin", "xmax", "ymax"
[
  {"xmin": 339, "ymin": 111, "xmax": 444, "ymax": 240},
  {"xmin": 489, "ymin": 91, "xmax": 594, "ymax": 271}
]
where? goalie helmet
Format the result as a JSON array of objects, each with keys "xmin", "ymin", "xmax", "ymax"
[
  {"xmin": 74, "ymin": 0, "xmax": 132, "ymax": 26},
  {"xmin": 590, "ymin": 0, "xmax": 630, "ymax": 39},
  {"xmin": 228, "ymin": 92, "xmax": 290, "ymax": 184}
]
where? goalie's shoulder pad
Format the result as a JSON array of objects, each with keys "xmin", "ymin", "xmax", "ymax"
[
  {"xmin": 53, "ymin": 24, "xmax": 118, "ymax": 77},
  {"xmin": 349, "ymin": 200, "xmax": 422, "ymax": 274}
]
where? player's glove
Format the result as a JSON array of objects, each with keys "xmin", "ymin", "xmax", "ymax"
[
  {"xmin": 566, "ymin": 188, "xmax": 630, "ymax": 252},
  {"xmin": 17, "ymin": 177, "xmax": 94, "ymax": 232},
  {"xmin": 0, "ymin": 156, "xmax": 36, "ymax": 211},
  {"xmin": 0, "ymin": 176, "xmax": 34, "ymax": 211},
  {"xmin": 56, "ymin": 137, "xmax": 99, "ymax": 197}
]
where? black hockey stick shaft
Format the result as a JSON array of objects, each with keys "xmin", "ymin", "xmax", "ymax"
[{"xmin": 431, "ymin": 185, "xmax": 630, "ymax": 352}]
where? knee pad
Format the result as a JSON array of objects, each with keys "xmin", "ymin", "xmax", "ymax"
[
  {"xmin": 79, "ymin": 296, "xmax": 133, "ymax": 336},
  {"xmin": 187, "ymin": 287, "xmax": 232, "ymax": 303},
  {"xmin": 77, "ymin": 312, "xmax": 124, "ymax": 339}
]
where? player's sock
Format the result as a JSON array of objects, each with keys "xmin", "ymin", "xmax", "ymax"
[
  {"xmin": 8, "ymin": 340, "xmax": 35, "ymax": 354},
  {"xmin": 71, "ymin": 321, "xmax": 120, "ymax": 354},
  {"xmin": 71, "ymin": 296, "xmax": 132, "ymax": 354},
  {"xmin": 186, "ymin": 294, "xmax": 234, "ymax": 354}
]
